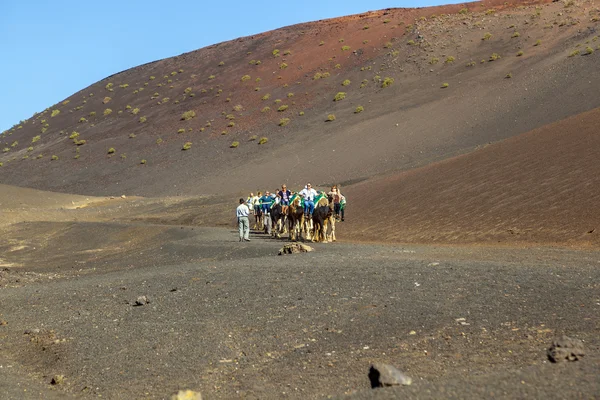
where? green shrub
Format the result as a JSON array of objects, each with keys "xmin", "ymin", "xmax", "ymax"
[
  {"xmin": 489, "ymin": 53, "xmax": 501, "ymax": 61},
  {"xmin": 466, "ymin": 61, "xmax": 476, "ymax": 67},
  {"xmin": 218, "ymin": 61, "xmax": 225, "ymax": 66},
  {"xmin": 51, "ymin": 109, "xmax": 60, "ymax": 117},
  {"xmin": 51, "ymin": 155, "xmax": 58, "ymax": 161},
  {"xmin": 277, "ymin": 105, "xmax": 289, "ymax": 112},
  {"xmin": 287, "ymin": 92, "xmax": 294, "ymax": 98},
  {"xmin": 258, "ymin": 137, "xmax": 268, "ymax": 145},
  {"xmin": 129, "ymin": 133, "xmax": 136, "ymax": 138},
  {"xmin": 441, "ymin": 82, "xmax": 449, "ymax": 88},
  {"xmin": 120, "ymin": 154, "xmax": 126, "ymax": 159},
  {"xmin": 139, "ymin": 116, "xmax": 147, "ymax": 123},
  {"xmin": 333, "ymin": 92, "xmax": 346, "ymax": 101},
  {"xmin": 36, "ymin": 154, "xmax": 43, "ymax": 159},
  {"xmin": 341, "ymin": 45, "xmax": 351, "ymax": 51},
  {"xmin": 226, "ymin": 114, "xmax": 235, "ymax": 120},
  {"xmin": 279, "ymin": 118, "xmax": 290, "ymax": 126},
  {"xmin": 104, "ymin": 108, "xmax": 112, "ymax": 116},
  {"xmin": 249, "ymin": 135, "xmax": 257, "ymax": 141},
  {"xmin": 230, "ymin": 141, "xmax": 239, "ymax": 148},
  {"xmin": 355, "ymin": 106, "xmax": 364, "ymax": 113},
  {"xmin": 261, "ymin": 107, "xmax": 271, "ymax": 112},
  {"xmin": 69, "ymin": 132, "xmax": 79, "ymax": 140},
  {"xmin": 182, "ymin": 142, "xmax": 192, "ymax": 150},
  {"xmin": 584, "ymin": 46, "xmax": 594, "ymax": 55},
  {"xmin": 261, "ymin": 93, "xmax": 271, "ymax": 101},
  {"xmin": 177, "ymin": 128, "xmax": 185, "ymax": 133},
  {"xmin": 326, "ymin": 114, "xmax": 336, "ymax": 121},
  {"xmin": 319, "ymin": 41, "xmax": 325, "ymax": 46},
  {"xmin": 341, "ymin": 79, "xmax": 351, "ymax": 86},
  {"xmin": 445, "ymin": 56, "xmax": 455, "ymax": 63},
  {"xmin": 299, "ymin": 111, "xmax": 305, "ymax": 116},
  {"xmin": 208, "ymin": 75, "xmax": 215, "ymax": 80},
  {"xmin": 505, "ymin": 73, "xmax": 512, "ymax": 79},
  {"xmin": 459, "ymin": 8, "xmax": 468, "ymax": 14},
  {"xmin": 406, "ymin": 40, "xmax": 415, "ymax": 46},
  {"xmin": 27, "ymin": 146, "xmax": 33, "ymax": 152},
  {"xmin": 79, "ymin": 117, "xmax": 87, "ymax": 123},
  {"xmin": 482, "ymin": 32, "xmax": 492, "ymax": 40},
  {"xmin": 119, "ymin": 84, "xmax": 129, "ymax": 88},
  {"xmin": 227, "ymin": 121, "xmax": 235, "ymax": 127},
  {"xmin": 429, "ymin": 57, "xmax": 439, "ymax": 64},
  {"xmin": 2, "ymin": 148, "xmax": 9, "ymax": 153},
  {"xmin": 156, "ymin": 138, "xmax": 163, "ymax": 144},
  {"xmin": 107, "ymin": 148, "xmax": 115, "ymax": 154},
  {"xmin": 181, "ymin": 110, "xmax": 196, "ymax": 120},
  {"xmin": 381, "ymin": 77, "xmax": 394, "ymax": 88},
  {"xmin": 103, "ymin": 96, "xmax": 112, "ymax": 104},
  {"xmin": 274, "ymin": 99, "xmax": 282, "ymax": 104},
  {"xmin": 74, "ymin": 140, "xmax": 86, "ymax": 146},
  {"xmin": 534, "ymin": 40, "xmax": 541, "ymax": 46},
  {"xmin": 140, "ymin": 159, "xmax": 147, "ymax": 164},
  {"xmin": 512, "ymin": 32, "xmax": 520, "ymax": 38},
  {"xmin": 149, "ymin": 76, "xmax": 155, "ymax": 80},
  {"xmin": 89, "ymin": 111, "xmax": 96, "ymax": 117},
  {"xmin": 272, "ymin": 49, "xmax": 280, "ymax": 57},
  {"xmin": 105, "ymin": 83, "xmax": 113, "ymax": 90},
  {"xmin": 32, "ymin": 135, "xmax": 41, "ymax": 143}
]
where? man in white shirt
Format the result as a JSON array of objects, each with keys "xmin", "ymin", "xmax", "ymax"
[
  {"xmin": 236, "ymin": 198, "xmax": 250, "ymax": 242},
  {"xmin": 299, "ymin": 183, "xmax": 318, "ymax": 217}
]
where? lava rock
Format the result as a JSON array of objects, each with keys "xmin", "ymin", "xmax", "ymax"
[
  {"xmin": 278, "ymin": 243, "xmax": 314, "ymax": 255},
  {"xmin": 369, "ymin": 363, "xmax": 412, "ymax": 388},
  {"xmin": 547, "ymin": 336, "xmax": 585, "ymax": 362},
  {"xmin": 134, "ymin": 296, "xmax": 151, "ymax": 306}
]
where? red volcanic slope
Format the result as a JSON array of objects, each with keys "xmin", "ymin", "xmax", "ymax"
[
  {"xmin": 342, "ymin": 106, "xmax": 600, "ymax": 247},
  {"xmin": 2, "ymin": 0, "xmax": 599, "ymax": 197}
]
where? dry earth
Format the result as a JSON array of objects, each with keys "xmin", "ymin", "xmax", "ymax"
[
  {"xmin": 1, "ymin": 0, "xmax": 600, "ymax": 398},
  {"xmin": 1, "ymin": 185, "xmax": 599, "ymax": 399}
]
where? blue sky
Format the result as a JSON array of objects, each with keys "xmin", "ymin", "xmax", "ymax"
[{"xmin": 0, "ymin": 0, "xmax": 467, "ymax": 132}]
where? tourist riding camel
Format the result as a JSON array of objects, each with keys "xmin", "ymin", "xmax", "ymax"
[{"xmin": 299, "ymin": 183, "xmax": 318, "ymax": 218}]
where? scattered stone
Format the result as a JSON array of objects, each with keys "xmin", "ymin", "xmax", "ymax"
[
  {"xmin": 171, "ymin": 390, "xmax": 202, "ymax": 400},
  {"xmin": 278, "ymin": 243, "xmax": 314, "ymax": 255},
  {"xmin": 0, "ymin": 319, "xmax": 7, "ymax": 326},
  {"xmin": 121, "ymin": 195, "xmax": 126, "ymax": 199},
  {"xmin": 547, "ymin": 336, "xmax": 585, "ymax": 362},
  {"xmin": 134, "ymin": 296, "xmax": 151, "ymax": 306},
  {"xmin": 369, "ymin": 363, "xmax": 412, "ymax": 388},
  {"xmin": 51, "ymin": 375, "xmax": 65, "ymax": 385}
]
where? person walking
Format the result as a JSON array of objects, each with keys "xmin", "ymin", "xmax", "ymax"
[{"xmin": 236, "ymin": 198, "xmax": 251, "ymax": 242}]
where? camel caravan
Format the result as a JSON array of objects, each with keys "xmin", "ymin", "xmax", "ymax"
[{"xmin": 247, "ymin": 184, "xmax": 345, "ymax": 243}]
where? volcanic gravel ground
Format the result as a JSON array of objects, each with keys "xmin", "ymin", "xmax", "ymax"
[{"xmin": 1, "ymin": 225, "xmax": 599, "ymax": 399}]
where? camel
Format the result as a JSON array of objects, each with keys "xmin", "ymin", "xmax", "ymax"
[
  {"xmin": 288, "ymin": 196, "xmax": 305, "ymax": 241},
  {"xmin": 311, "ymin": 196, "xmax": 336, "ymax": 243}
]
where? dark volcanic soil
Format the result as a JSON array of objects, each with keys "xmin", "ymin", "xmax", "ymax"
[{"xmin": 1, "ymin": 216, "xmax": 599, "ymax": 399}]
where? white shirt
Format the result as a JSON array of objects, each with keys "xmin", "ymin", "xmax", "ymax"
[
  {"xmin": 236, "ymin": 203, "xmax": 250, "ymax": 218},
  {"xmin": 299, "ymin": 187, "xmax": 318, "ymax": 201}
]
